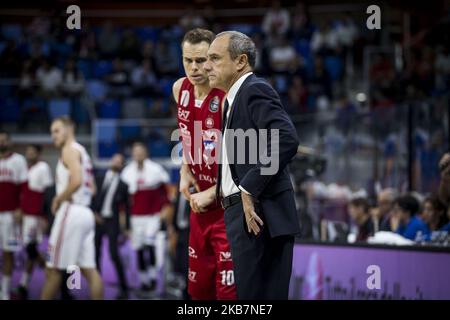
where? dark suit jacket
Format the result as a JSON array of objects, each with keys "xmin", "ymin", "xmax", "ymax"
[
  {"xmin": 91, "ymin": 171, "xmax": 130, "ymax": 230},
  {"xmin": 224, "ymin": 73, "xmax": 300, "ymax": 237}
]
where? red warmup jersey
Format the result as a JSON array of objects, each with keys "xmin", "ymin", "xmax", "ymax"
[
  {"xmin": 20, "ymin": 161, "xmax": 53, "ymax": 216},
  {"xmin": 121, "ymin": 159, "xmax": 170, "ymax": 216},
  {"xmin": 177, "ymin": 78, "xmax": 224, "ymax": 196},
  {"xmin": 0, "ymin": 152, "xmax": 28, "ymax": 212}
]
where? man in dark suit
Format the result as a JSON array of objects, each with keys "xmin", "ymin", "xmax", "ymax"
[
  {"xmin": 92, "ymin": 153, "xmax": 130, "ymax": 300},
  {"xmin": 204, "ymin": 31, "xmax": 300, "ymax": 299}
]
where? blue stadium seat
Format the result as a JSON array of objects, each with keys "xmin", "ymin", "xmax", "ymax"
[
  {"xmin": 22, "ymin": 97, "xmax": 46, "ymax": 112},
  {"xmin": 0, "ymin": 84, "xmax": 13, "ymax": 98},
  {"xmin": 122, "ymin": 98, "xmax": 146, "ymax": 118},
  {"xmin": 324, "ymin": 56, "xmax": 343, "ymax": 82},
  {"xmin": 0, "ymin": 98, "xmax": 20, "ymax": 122},
  {"xmin": 295, "ymin": 39, "xmax": 312, "ymax": 59},
  {"xmin": 48, "ymin": 99, "xmax": 71, "ymax": 120},
  {"xmin": 2, "ymin": 24, "xmax": 22, "ymax": 40},
  {"xmin": 96, "ymin": 121, "xmax": 117, "ymax": 143},
  {"xmin": 93, "ymin": 60, "xmax": 113, "ymax": 78},
  {"xmin": 120, "ymin": 123, "xmax": 141, "ymax": 141},
  {"xmin": 72, "ymin": 99, "xmax": 90, "ymax": 124},
  {"xmin": 77, "ymin": 59, "xmax": 93, "ymax": 79},
  {"xmin": 135, "ymin": 26, "xmax": 159, "ymax": 42},
  {"xmin": 0, "ymin": 41, "xmax": 6, "ymax": 55},
  {"xmin": 148, "ymin": 139, "xmax": 170, "ymax": 158},
  {"xmin": 86, "ymin": 80, "xmax": 107, "ymax": 101},
  {"xmin": 98, "ymin": 99, "xmax": 121, "ymax": 119},
  {"xmin": 98, "ymin": 142, "xmax": 119, "ymax": 158}
]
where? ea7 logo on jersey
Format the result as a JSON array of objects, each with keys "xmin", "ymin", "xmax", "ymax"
[
  {"xmin": 188, "ymin": 246, "xmax": 197, "ymax": 259},
  {"xmin": 188, "ymin": 269, "xmax": 197, "ymax": 282},
  {"xmin": 178, "ymin": 109, "xmax": 190, "ymax": 121},
  {"xmin": 180, "ymin": 90, "xmax": 190, "ymax": 107},
  {"xmin": 219, "ymin": 251, "xmax": 232, "ymax": 262}
]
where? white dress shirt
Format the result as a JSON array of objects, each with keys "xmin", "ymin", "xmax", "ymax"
[{"xmin": 221, "ymin": 72, "xmax": 253, "ymax": 197}]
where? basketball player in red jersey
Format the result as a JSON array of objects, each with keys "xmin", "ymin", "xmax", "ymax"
[
  {"xmin": 172, "ymin": 29, "xmax": 237, "ymax": 300},
  {"xmin": 16, "ymin": 144, "xmax": 53, "ymax": 299},
  {"xmin": 0, "ymin": 131, "xmax": 27, "ymax": 300}
]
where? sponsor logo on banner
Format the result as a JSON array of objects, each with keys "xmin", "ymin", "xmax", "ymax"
[
  {"xmin": 219, "ymin": 251, "xmax": 232, "ymax": 262},
  {"xmin": 180, "ymin": 90, "xmax": 190, "ymax": 107},
  {"xmin": 209, "ymin": 96, "xmax": 220, "ymax": 112}
]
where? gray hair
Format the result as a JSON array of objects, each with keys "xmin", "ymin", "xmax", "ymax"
[{"xmin": 216, "ymin": 31, "xmax": 257, "ymax": 69}]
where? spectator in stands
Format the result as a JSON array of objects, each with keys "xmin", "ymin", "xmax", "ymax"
[
  {"xmin": 154, "ymin": 40, "xmax": 179, "ymax": 77},
  {"xmin": 77, "ymin": 22, "xmax": 98, "ymax": 59},
  {"xmin": 373, "ymin": 188, "xmax": 398, "ymax": 232},
  {"xmin": 438, "ymin": 153, "xmax": 450, "ymax": 205},
  {"xmin": 131, "ymin": 59, "xmax": 158, "ymax": 97},
  {"xmin": 97, "ymin": 21, "xmax": 120, "ymax": 59},
  {"xmin": 348, "ymin": 197, "xmax": 374, "ymax": 241},
  {"xmin": 287, "ymin": 75, "xmax": 308, "ymax": 114},
  {"xmin": 120, "ymin": 27, "xmax": 141, "ymax": 61},
  {"xmin": 179, "ymin": 6, "xmax": 206, "ymax": 32},
  {"xmin": 105, "ymin": 58, "xmax": 130, "ymax": 97},
  {"xmin": 311, "ymin": 21, "xmax": 339, "ymax": 56},
  {"xmin": 393, "ymin": 194, "xmax": 430, "ymax": 241},
  {"xmin": 262, "ymin": 0, "xmax": 290, "ymax": 41},
  {"xmin": 269, "ymin": 36, "xmax": 298, "ymax": 73},
  {"xmin": 148, "ymin": 99, "xmax": 170, "ymax": 119},
  {"xmin": 251, "ymin": 33, "xmax": 270, "ymax": 75},
  {"xmin": 336, "ymin": 13, "xmax": 358, "ymax": 52},
  {"xmin": 36, "ymin": 58, "xmax": 62, "ymax": 98},
  {"xmin": 61, "ymin": 58, "xmax": 85, "ymax": 98},
  {"xmin": 309, "ymin": 56, "xmax": 332, "ymax": 102},
  {"xmin": 0, "ymin": 40, "xmax": 23, "ymax": 77},
  {"xmin": 336, "ymin": 94, "xmax": 357, "ymax": 136},
  {"xmin": 422, "ymin": 194, "xmax": 448, "ymax": 232},
  {"xmin": 289, "ymin": 2, "xmax": 313, "ymax": 40},
  {"xmin": 18, "ymin": 60, "xmax": 36, "ymax": 99}
]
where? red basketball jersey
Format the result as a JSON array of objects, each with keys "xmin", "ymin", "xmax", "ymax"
[{"xmin": 177, "ymin": 78, "xmax": 224, "ymax": 193}]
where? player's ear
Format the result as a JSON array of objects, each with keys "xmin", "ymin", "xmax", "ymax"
[{"xmin": 236, "ymin": 54, "xmax": 248, "ymax": 72}]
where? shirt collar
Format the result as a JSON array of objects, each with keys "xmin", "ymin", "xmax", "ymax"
[{"xmin": 226, "ymin": 72, "xmax": 253, "ymax": 107}]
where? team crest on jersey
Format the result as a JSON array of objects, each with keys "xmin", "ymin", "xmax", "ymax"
[
  {"xmin": 205, "ymin": 116, "xmax": 214, "ymax": 129},
  {"xmin": 180, "ymin": 90, "xmax": 190, "ymax": 107},
  {"xmin": 209, "ymin": 96, "xmax": 220, "ymax": 113}
]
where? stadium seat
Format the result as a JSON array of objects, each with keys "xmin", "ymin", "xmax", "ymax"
[
  {"xmin": 98, "ymin": 142, "xmax": 119, "ymax": 158},
  {"xmin": 72, "ymin": 99, "xmax": 90, "ymax": 124},
  {"xmin": 93, "ymin": 60, "xmax": 113, "ymax": 78},
  {"xmin": 86, "ymin": 80, "xmax": 108, "ymax": 102},
  {"xmin": 120, "ymin": 122, "xmax": 142, "ymax": 142},
  {"xmin": 77, "ymin": 59, "xmax": 93, "ymax": 79},
  {"xmin": 98, "ymin": 99, "xmax": 121, "ymax": 119},
  {"xmin": 0, "ymin": 98, "xmax": 20, "ymax": 122},
  {"xmin": 1, "ymin": 24, "xmax": 22, "ymax": 40},
  {"xmin": 135, "ymin": 26, "xmax": 160, "ymax": 42},
  {"xmin": 148, "ymin": 139, "xmax": 170, "ymax": 158},
  {"xmin": 122, "ymin": 98, "xmax": 146, "ymax": 118},
  {"xmin": 48, "ymin": 98, "xmax": 71, "ymax": 120},
  {"xmin": 96, "ymin": 120, "xmax": 118, "ymax": 143},
  {"xmin": 324, "ymin": 56, "xmax": 343, "ymax": 82}
]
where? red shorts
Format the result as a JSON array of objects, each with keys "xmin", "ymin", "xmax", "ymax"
[{"xmin": 188, "ymin": 208, "xmax": 237, "ymax": 300}]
